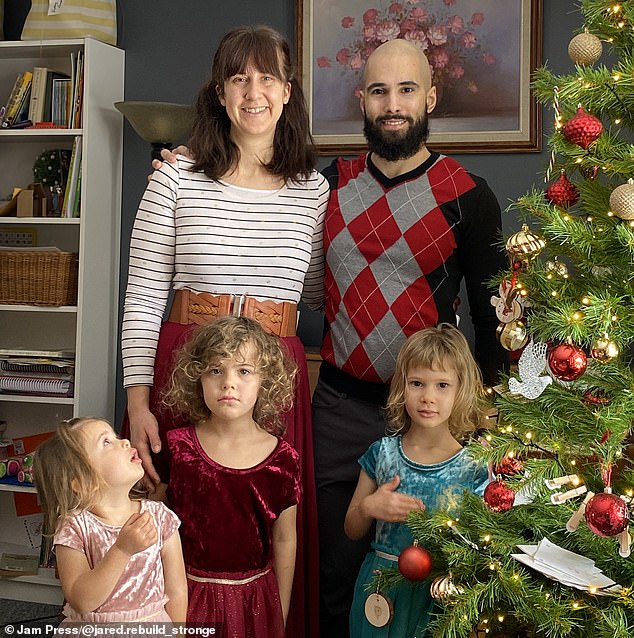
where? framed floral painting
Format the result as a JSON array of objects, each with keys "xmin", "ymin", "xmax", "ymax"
[{"xmin": 296, "ymin": 0, "xmax": 543, "ymax": 154}]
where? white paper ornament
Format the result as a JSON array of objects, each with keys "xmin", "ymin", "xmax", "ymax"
[{"xmin": 508, "ymin": 340, "xmax": 553, "ymax": 399}]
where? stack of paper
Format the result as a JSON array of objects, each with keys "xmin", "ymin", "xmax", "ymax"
[{"xmin": 512, "ymin": 537, "xmax": 621, "ymax": 595}]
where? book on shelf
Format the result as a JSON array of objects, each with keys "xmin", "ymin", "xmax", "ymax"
[
  {"xmin": 69, "ymin": 50, "xmax": 83, "ymax": 129},
  {"xmin": 0, "ymin": 375, "xmax": 74, "ymax": 397},
  {"xmin": 0, "ymin": 349, "xmax": 75, "ymax": 396},
  {"xmin": 0, "ymin": 347, "xmax": 75, "ymax": 359},
  {"xmin": 1, "ymin": 70, "xmax": 33, "ymax": 128},
  {"xmin": 43, "ymin": 70, "xmax": 70, "ymax": 126},
  {"xmin": 62, "ymin": 136, "xmax": 82, "ymax": 218},
  {"xmin": 27, "ymin": 66, "xmax": 66, "ymax": 124},
  {"xmin": 0, "ymin": 551, "xmax": 39, "ymax": 577}
]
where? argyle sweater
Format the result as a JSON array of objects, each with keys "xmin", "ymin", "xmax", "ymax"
[{"xmin": 320, "ymin": 151, "xmax": 507, "ymax": 389}]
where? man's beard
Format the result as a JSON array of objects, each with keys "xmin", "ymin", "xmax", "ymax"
[{"xmin": 363, "ymin": 109, "xmax": 430, "ymax": 162}]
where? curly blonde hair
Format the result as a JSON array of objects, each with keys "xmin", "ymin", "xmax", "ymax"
[
  {"xmin": 33, "ymin": 417, "xmax": 108, "ymax": 536},
  {"xmin": 386, "ymin": 323, "xmax": 485, "ymax": 440},
  {"xmin": 163, "ymin": 317, "xmax": 297, "ymax": 435}
]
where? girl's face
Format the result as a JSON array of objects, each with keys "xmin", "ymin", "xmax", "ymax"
[
  {"xmin": 218, "ymin": 62, "xmax": 291, "ymax": 142},
  {"xmin": 200, "ymin": 342, "xmax": 262, "ymax": 424},
  {"xmin": 404, "ymin": 362, "xmax": 458, "ymax": 432},
  {"xmin": 80, "ymin": 419, "xmax": 144, "ymax": 488}
]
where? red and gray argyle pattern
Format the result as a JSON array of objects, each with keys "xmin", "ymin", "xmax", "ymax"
[{"xmin": 322, "ymin": 154, "xmax": 477, "ymax": 383}]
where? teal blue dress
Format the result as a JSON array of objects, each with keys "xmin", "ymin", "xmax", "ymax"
[{"xmin": 350, "ymin": 436, "xmax": 489, "ymax": 638}]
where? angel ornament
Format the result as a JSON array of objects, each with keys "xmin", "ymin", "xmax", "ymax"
[
  {"xmin": 490, "ymin": 279, "xmax": 524, "ymax": 323},
  {"xmin": 508, "ymin": 340, "xmax": 553, "ymax": 399}
]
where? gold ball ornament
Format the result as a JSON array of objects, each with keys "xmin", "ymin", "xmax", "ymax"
[
  {"xmin": 591, "ymin": 336, "xmax": 619, "ymax": 363},
  {"xmin": 505, "ymin": 224, "xmax": 546, "ymax": 263},
  {"xmin": 544, "ymin": 257, "xmax": 568, "ymax": 278},
  {"xmin": 609, "ymin": 179, "xmax": 634, "ymax": 220},
  {"xmin": 496, "ymin": 320, "xmax": 529, "ymax": 351},
  {"xmin": 430, "ymin": 574, "xmax": 463, "ymax": 602},
  {"xmin": 568, "ymin": 31, "xmax": 602, "ymax": 65}
]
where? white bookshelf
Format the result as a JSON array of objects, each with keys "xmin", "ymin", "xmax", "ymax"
[{"xmin": 0, "ymin": 38, "xmax": 124, "ymax": 603}]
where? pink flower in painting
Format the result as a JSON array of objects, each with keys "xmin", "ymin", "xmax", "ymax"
[
  {"xmin": 335, "ymin": 48, "xmax": 350, "ymax": 65},
  {"xmin": 462, "ymin": 31, "xmax": 477, "ymax": 48},
  {"xmin": 376, "ymin": 19, "xmax": 401, "ymax": 42},
  {"xmin": 431, "ymin": 49, "xmax": 450, "ymax": 69},
  {"xmin": 410, "ymin": 7, "xmax": 428, "ymax": 21},
  {"xmin": 427, "ymin": 24, "xmax": 448, "ymax": 46},
  {"xmin": 363, "ymin": 8, "xmax": 379, "ymax": 25},
  {"xmin": 404, "ymin": 29, "xmax": 429, "ymax": 50},
  {"xmin": 349, "ymin": 52, "xmax": 364, "ymax": 70},
  {"xmin": 322, "ymin": 1, "xmax": 496, "ymax": 101},
  {"xmin": 363, "ymin": 24, "xmax": 377, "ymax": 40},
  {"xmin": 446, "ymin": 15, "xmax": 464, "ymax": 34},
  {"xmin": 449, "ymin": 64, "xmax": 464, "ymax": 79},
  {"xmin": 354, "ymin": 86, "xmax": 363, "ymax": 98}
]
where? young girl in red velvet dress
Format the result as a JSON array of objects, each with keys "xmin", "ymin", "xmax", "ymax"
[{"xmin": 161, "ymin": 316, "xmax": 301, "ymax": 637}]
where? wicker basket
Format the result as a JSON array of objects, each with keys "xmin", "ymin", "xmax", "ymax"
[{"xmin": 0, "ymin": 249, "xmax": 79, "ymax": 306}]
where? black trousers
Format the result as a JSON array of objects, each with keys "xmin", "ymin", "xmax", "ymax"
[{"xmin": 313, "ymin": 377, "xmax": 387, "ymax": 638}]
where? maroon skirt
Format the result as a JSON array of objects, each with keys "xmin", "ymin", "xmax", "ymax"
[{"xmin": 120, "ymin": 321, "xmax": 319, "ymax": 638}]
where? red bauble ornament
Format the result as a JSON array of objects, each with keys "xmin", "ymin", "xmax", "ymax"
[
  {"xmin": 547, "ymin": 343, "xmax": 587, "ymax": 381},
  {"xmin": 494, "ymin": 456, "xmax": 524, "ymax": 478},
  {"xmin": 546, "ymin": 170, "xmax": 580, "ymax": 208},
  {"xmin": 398, "ymin": 544, "xmax": 433, "ymax": 581},
  {"xmin": 483, "ymin": 479, "xmax": 515, "ymax": 512},
  {"xmin": 584, "ymin": 491, "xmax": 630, "ymax": 537},
  {"xmin": 563, "ymin": 106, "xmax": 603, "ymax": 149}
]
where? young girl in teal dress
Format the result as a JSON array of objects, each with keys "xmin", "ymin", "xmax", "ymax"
[{"xmin": 345, "ymin": 323, "xmax": 490, "ymax": 638}]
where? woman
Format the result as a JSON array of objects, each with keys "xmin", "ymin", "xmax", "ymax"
[{"xmin": 121, "ymin": 25, "xmax": 328, "ymax": 638}]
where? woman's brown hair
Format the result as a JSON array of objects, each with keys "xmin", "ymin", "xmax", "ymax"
[{"xmin": 189, "ymin": 25, "xmax": 316, "ymax": 183}]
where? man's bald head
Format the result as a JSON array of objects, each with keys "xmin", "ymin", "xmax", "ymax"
[{"xmin": 362, "ymin": 39, "xmax": 433, "ymax": 92}]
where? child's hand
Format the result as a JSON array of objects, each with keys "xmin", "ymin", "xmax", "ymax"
[
  {"xmin": 114, "ymin": 512, "xmax": 158, "ymax": 556},
  {"xmin": 363, "ymin": 475, "xmax": 425, "ymax": 523}
]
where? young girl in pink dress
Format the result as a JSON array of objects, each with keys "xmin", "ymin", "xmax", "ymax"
[
  {"xmin": 33, "ymin": 418, "xmax": 187, "ymax": 625},
  {"xmin": 161, "ymin": 316, "xmax": 301, "ymax": 637}
]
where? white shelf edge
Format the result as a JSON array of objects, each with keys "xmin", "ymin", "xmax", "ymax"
[
  {"xmin": 0, "ymin": 217, "xmax": 80, "ymax": 224},
  {"xmin": 0, "ymin": 482, "xmax": 37, "ymax": 494},
  {"xmin": 0, "ymin": 394, "xmax": 74, "ymax": 404},
  {"xmin": 0, "ymin": 128, "xmax": 82, "ymax": 138},
  {"xmin": 0, "ymin": 303, "xmax": 78, "ymax": 312}
]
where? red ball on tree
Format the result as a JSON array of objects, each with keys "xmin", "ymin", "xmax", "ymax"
[
  {"xmin": 547, "ymin": 343, "xmax": 587, "ymax": 381},
  {"xmin": 563, "ymin": 106, "xmax": 603, "ymax": 149},
  {"xmin": 546, "ymin": 170, "xmax": 580, "ymax": 208},
  {"xmin": 494, "ymin": 456, "xmax": 524, "ymax": 478},
  {"xmin": 483, "ymin": 479, "xmax": 515, "ymax": 512},
  {"xmin": 398, "ymin": 543, "xmax": 433, "ymax": 581},
  {"xmin": 585, "ymin": 491, "xmax": 630, "ymax": 537}
]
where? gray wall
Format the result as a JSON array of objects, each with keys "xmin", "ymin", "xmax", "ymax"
[{"xmin": 114, "ymin": 1, "xmax": 583, "ymax": 424}]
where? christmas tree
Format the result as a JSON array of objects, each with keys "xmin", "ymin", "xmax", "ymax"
[{"xmin": 380, "ymin": 2, "xmax": 634, "ymax": 636}]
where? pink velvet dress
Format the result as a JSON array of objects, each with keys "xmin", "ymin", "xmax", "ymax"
[
  {"xmin": 54, "ymin": 500, "xmax": 180, "ymax": 623},
  {"xmin": 166, "ymin": 427, "xmax": 301, "ymax": 638}
]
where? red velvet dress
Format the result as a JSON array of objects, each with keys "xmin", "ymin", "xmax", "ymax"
[
  {"xmin": 121, "ymin": 321, "xmax": 319, "ymax": 638},
  {"xmin": 166, "ymin": 427, "xmax": 301, "ymax": 638}
]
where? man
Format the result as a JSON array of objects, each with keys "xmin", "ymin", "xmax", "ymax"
[{"xmin": 313, "ymin": 39, "xmax": 507, "ymax": 637}]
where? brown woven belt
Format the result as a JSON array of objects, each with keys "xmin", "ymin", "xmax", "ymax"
[{"xmin": 168, "ymin": 289, "xmax": 297, "ymax": 337}]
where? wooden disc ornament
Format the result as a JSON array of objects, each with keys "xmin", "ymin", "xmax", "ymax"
[
  {"xmin": 568, "ymin": 31, "xmax": 602, "ymax": 65},
  {"xmin": 364, "ymin": 591, "xmax": 393, "ymax": 627},
  {"xmin": 609, "ymin": 179, "xmax": 634, "ymax": 220}
]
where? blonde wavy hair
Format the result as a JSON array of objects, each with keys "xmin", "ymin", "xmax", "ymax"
[
  {"xmin": 386, "ymin": 323, "xmax": 485, "ymax": 440},
  {"xmin": 33, "ymin": 417, "xmax": 108, "ymax": 536},
  {"xmin": 164, "ymin": 317, "xmax": 297, "ymax": 435}
]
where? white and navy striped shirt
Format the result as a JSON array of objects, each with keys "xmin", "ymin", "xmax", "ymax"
[{"xmin": 122, "ymin": 156, "xmax": 329, "ymax": 387}]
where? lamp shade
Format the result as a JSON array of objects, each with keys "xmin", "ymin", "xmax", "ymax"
[{"xmin": 114, "ymin": 101, "xmax": 194, "ymax": 144}]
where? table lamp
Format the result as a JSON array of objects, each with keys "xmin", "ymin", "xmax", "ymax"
[{"xmin": 114, "ymin": 101, "xmax": 195, "ymax": 161}]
